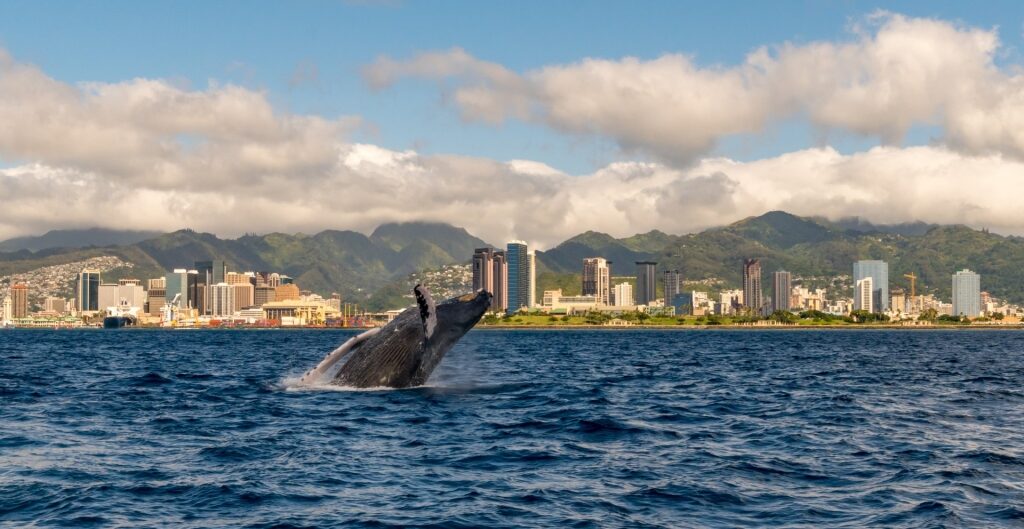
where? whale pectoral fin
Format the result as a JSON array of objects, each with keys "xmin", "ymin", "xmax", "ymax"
[{"xmin": 414, "ymin": 284, "xmax": 437, "ymax": 340}]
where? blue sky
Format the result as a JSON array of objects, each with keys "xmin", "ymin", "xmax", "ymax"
[{"xmin": 3, "ymin": 0, "xmax": 1022, "ymax": 174}]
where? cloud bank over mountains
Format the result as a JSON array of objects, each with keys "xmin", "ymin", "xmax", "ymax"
[{"xmin": 2, "ymin": 13, "xmax": 1023, "ymax": 247}]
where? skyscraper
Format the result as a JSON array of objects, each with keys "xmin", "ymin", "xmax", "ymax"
[
  {"xmin": 195, "ymin": 260, "xmax": 227, "ymax": 286},
  {"xmin": 853, "ymin": 260, "xmax": 889, "ymax": 313},
  {"xmin": 209, "ymin": 283, "xmax": 235, "ymax": 317},
  {"xmin": 771, "ymin": 270, "xmax": 792, "ymax": 312},
  {"xmin": 491, "ymin": 250, "xmax": 508, "ymax": 312},
  {"xmin": 527, "ymin": 251, "xmax": 536, "ymax": 308},
  {"xmin": 148, "ymin": 278, "xmax": 166, "ymax": 316},
  {"xmin": 855, "ymin": 277, "xmax": 874, "ymax": 313},
  {"xmin": 77, "ymin": 269, "xmax": 101, "ymax": 312},
  {"xmin": 952, "ymin": 269, "xmax": 981, "ymax": 317},
  {"xmin": 582, "ymin": 257, "xmax": 611, "ymax": 305},
  {"xmin": 10, "ymin": 284, "xmax": 28, "ymax": 319},
  {"xmin": 165, "ymin": 269, "xmax": 189, "ymax": 309},
  {"xmin": 506, "ymin": 241, "xmax": 530, "ymax": 313},
  {"xmin": 472, "ymin": 248, "xmax": 495, "ymax": 294},
  {"xmin": 742, "ymin": 259, "xmax": 763, "ymax": 313},
  {"xmin": 635, "ymin": 261, "xmax": 657, "ymax": 306},
  {"xmin": 195, "ymin": 260, "xmax": 227, "ymax": 315},
  {"xmin": 664, "ymin": 269, "xmax": 683, "ymax": 307}
]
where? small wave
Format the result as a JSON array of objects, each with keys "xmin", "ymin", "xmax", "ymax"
[{"xmin": 131, "ymin": 372, "xmax": 172, "ymax": 386}]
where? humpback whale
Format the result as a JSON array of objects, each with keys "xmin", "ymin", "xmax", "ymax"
[{"xmin": 298, "ymin": 286, "xmax": 491, "ymax": 388}]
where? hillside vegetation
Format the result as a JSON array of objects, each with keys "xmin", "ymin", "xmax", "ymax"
[{"xmin": 3, "ymin": 212, "xmax": 1022, "ymax": 309}]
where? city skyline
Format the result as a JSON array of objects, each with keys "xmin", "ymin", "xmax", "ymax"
[{"xmin": 5, "ymin": 4, "xmax": 1024, "ymax": 246}]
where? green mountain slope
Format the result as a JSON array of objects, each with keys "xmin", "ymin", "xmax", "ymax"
[{"xmin": 4, "ymin": 213, "xmax": 1024, "ymax": 310}]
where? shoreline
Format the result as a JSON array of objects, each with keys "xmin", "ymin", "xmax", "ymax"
[{"xmin": 5, "ymin": 324, "xmax": 1022, "ymax": 331}]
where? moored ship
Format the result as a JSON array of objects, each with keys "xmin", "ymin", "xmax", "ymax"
[{"xmin": 103, "ymin": 300, "xmax": 140, "ymax": 329}]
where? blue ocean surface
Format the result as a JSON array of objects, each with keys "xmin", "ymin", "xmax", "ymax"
[{"xmin": 2, "ymin": 329, "xmax": 1024, "ymax": 528}]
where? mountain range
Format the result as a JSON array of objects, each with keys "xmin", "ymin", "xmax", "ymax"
[{"xmin": 2, "ymin": 211, "xmax": 1023, "ymax": 309}]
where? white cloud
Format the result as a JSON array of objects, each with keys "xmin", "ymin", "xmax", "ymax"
[
  {"xmin": 3, "ymin": 29, "xmax": 1024, "ymax": 250},
  {"xmin": 364, "ymin": 13, "xmax": 1024, "ymax": 163}
]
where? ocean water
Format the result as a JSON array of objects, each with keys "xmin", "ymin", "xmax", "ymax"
[{"xmin": 2, "ymin": 329, "xmax": 1024, "ymax": 528}]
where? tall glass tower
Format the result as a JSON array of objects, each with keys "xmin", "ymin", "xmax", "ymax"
[
  {"xmin": 853, "ymin": 260, "xmax": 889, "ymax": 313},
  {"xmin": 506, "ymin": 241, "xmax": 530, "ymax": 313},
  {"xmin": 952, "ymin": 269, "xmax": 981, "ymax": 317},
  {"xmin": 635, "ymin": 261, "xmax": 657, "ymax": 306},
  {"xmin": 76, "ymin": 269, "xmax": 101, "ymax": 312}
]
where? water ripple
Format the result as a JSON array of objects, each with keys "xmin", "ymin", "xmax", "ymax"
[{"xmin": 2, "ymin": 329, "xmax": 1024, "ymax": 527}]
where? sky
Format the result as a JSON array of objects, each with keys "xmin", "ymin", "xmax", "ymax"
[{"xmin": 3, "ymin": 1, "xmax": 1024, "ymax": 247}]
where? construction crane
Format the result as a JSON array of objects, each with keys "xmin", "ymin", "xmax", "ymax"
[{"xmin": 903, "ymin": 273, "xmax": 918, "ymax": 298}]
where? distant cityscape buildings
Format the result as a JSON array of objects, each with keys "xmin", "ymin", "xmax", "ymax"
[
  {"xmin": 742, "ymin": 259, "xmax": 763, "ymax": 313},
  {"xmin": 0, "ymin": 226, "xmax": 1013, "ymax": 328},
  {"xmin": 855, "ymin": 277, "xmax": 874, "ymax": 313},
  {"xmin": 76, "ymin": 269, "xmax": 100, "ymax": 312},
  {"xmin": 473, "ymin": 242, "xmax": 536, "ymax": 314},
  {"xmin": 613, "ymin": 282, "xmax": 634, "ymax": 307},
  {"xmin": 664, "ymin": 269, "xmax": 683, "ymax": 308},
  {"xmin": 10, "ymin": 284, "xmax": 28, "ymax": 319},
  {"xmin": 771, "ymin": 271, "xmax": 792, "ymax": 312},
  {"xmin": 952, "ymin": 269, "xmax": 981, "ymax": 317},
  {"xmin": 853, "ymin": 260, "xmax": 890, "ymax": 313},
  {"xmin": 582, "ymin": 258, "xmax": 611, "ymax": 305},
  {"xmin": 635, "ymin": 261, "xmax": 657, "ymax": 306}
]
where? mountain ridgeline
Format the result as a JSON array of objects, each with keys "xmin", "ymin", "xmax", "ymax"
[{"xmin": 2, "ymin": 212, "xmax": 1023, "ymax": 309}]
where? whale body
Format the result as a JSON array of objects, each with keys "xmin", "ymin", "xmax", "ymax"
[{"xmin": 298, "ymin": 286, "xmax": 491, "ymax": 388}]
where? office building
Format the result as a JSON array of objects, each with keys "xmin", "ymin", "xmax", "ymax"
[
  {"xmin": 855, "ymin": 277, "xmax": 874, "ymax": 313},
  {"xmin": 491, "ymin": 251, "xmax": 508, "ymax": 312},
  {"xmin": 165, "ymin": 269, "xmax": 189, "ymax": 308},
  {"xmin": 148, "ymin": 278, "xmax": 167, "ymax": 316},
  {"xmin": 742, "ymin": 259, "xmax": 763, "ymax": 313},
  {"xmin": 2, "ymin": 298, "xmax": 10, "ymax": 322},
  {"xmin": 165, "ymin": 269, "xmax": 200, "ymax": 310},
  {"xmin": 472, "ymin": 248, "xmax": 496, "ymax": 294},
  {"xmin": 853, "ymin": 260, "xmax": 889, "ymax": 313},
  {"xmin": 226, "ymin": 272, "xmax": 253, "ymax": 285},
  {"xmin": 233, "ymin": 283, "xmax": 255, "ymax": 309},
  {"xmin": 527, "ymin": 250, "xmax": 536, "ymax": 308},
  {"xmin": 195, "ymin": 260, "xmax": 227, "ymax": 286},
  {"xmin": 582, "ymin": 258, "xmax": 611, "ymax": 305},
  {"xmin": 77, "ymin": 269, "xmax": 101, "ymax": 312},
  {"xmin": 613, "ymin": 282, "xmax": 634, "ymax": 307},
  {"xmin": 506, "ymin": 241, "xmax": 530, "ymax": 313},
  {"xmin": 209, "ymin": 283, "xmax": 235, "ymax": 317},
  {"xmin": 255, "ymin": 286, "xmax": 277, "ymax": 307},
  {"xmin": 635, "ymin": 261, "xmax": 657, "ymax": 306},
  {"xmin": 97, "ymin": 283, "xmax": 119, "ymax": 310},
  {"xmin": 952, "ymin": 269, "xmax": 981, "ymax": 318},
  {"xmin": 114, "ymin": 279, "xmax": 146, "ymax": 308},
  {"xmin": 193, "ymin": 261, "xmax": 226, "ymax": 314},
  {"xmin": 10, "ymin": 284, "xmax": 28, "ymax": 318},
  {"xmin": 664, "ymin": 270, "xmax": 683, "ymax": 307},
  {"xmin": 44, "ymin": 296, "xmax": 66, "ymax": 314},
  {"xmin": 771, "ymin": 270, "xmax": 792, "ymax": 312},
  {"xmin": 275, "ymin": 284, "xmax": 301, "ymax": 302}
]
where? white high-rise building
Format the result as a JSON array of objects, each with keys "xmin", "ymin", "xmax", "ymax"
[
  {"xmin": 952, "ymin": 269, "xmax": 981, "ymax": 318},
  {"xmin": 855, "ymin": 277, "xmax": 874, "ymax": 312},
  {"xmin": 2, "ymin": 297, "xmax": 11, "ymax": 323},
  {"xmin": 582, "ymin": 257, "xmax": 611, "ymax": 305},
  {"xmin": 613, "ymin": 282, "xmax": 634, "ymax": 307},
  {"xmin": 209, "ymin": 283, "xmax": 235, "ymax": 317}
]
